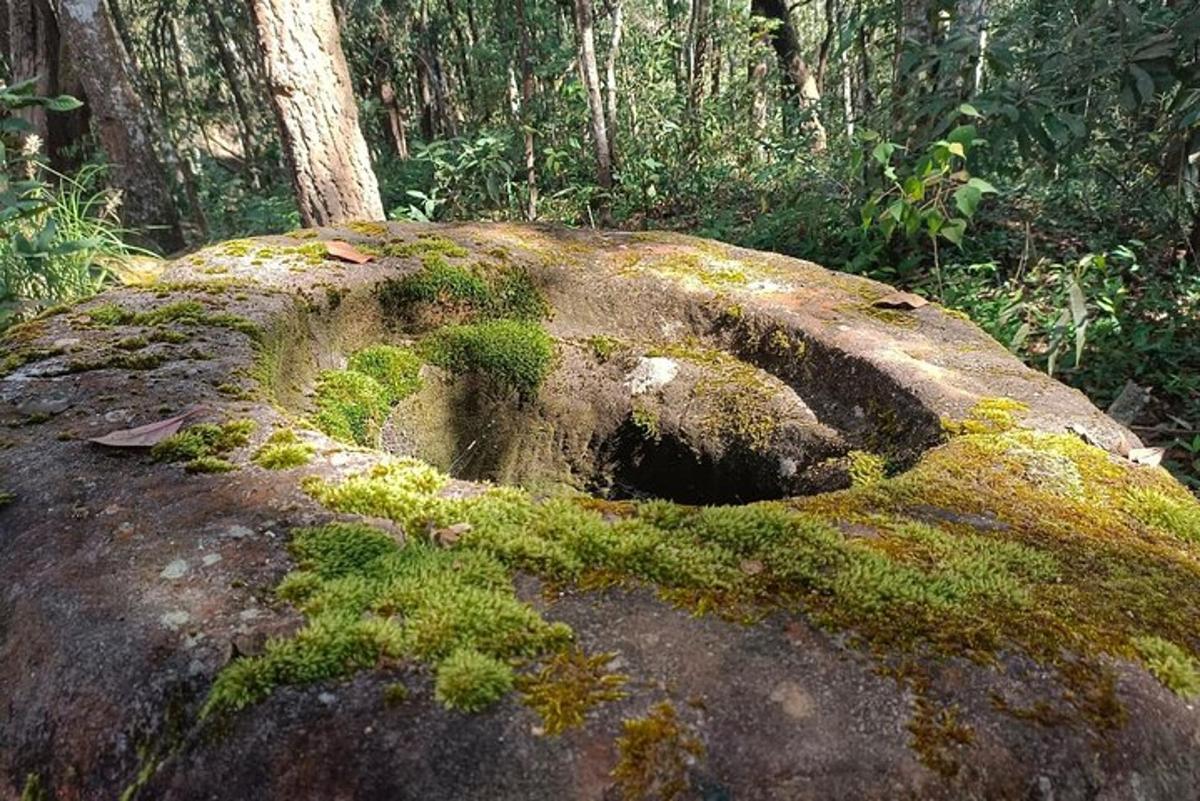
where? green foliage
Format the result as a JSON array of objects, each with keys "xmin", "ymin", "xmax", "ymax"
[{"xmin": 420, "ymin": 319, "xmax": 554, "ymax": 397}]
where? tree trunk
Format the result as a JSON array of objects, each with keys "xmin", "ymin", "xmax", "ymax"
[
  {"xmin": 204, "ymin": 2, "xmax": 260, "ymax": 180},
  {"xmin": 603, "ymin": 0, "xmax": 622, "ymax": 165},
  {"xmin": 58, "ymin": 0, "xmax": 183, "ymax": 253},
  {"xmin": 8, "ymin": 0, "xmax": 55, "ymax": 142},
  {"xmin": 380, "ymin": 80, "xmax": 409, "ymax": 160},
  {"xmin": 686, "ymin": 0, "xmax": 711, "ymax": 113},
  {"xmin": 750, "ymin": 0, "xmax": 827, "ymax": 152},
  {"xmin": 515, "ymin": 0, "xmax": 538, "ymax": 219},
  {"xmin": 247, "ymin": 0, "xmax": 384, "ymax": 226},
  {"xmin": 572, "ymin": 0, "xmax": 613, "ymax": 193}
]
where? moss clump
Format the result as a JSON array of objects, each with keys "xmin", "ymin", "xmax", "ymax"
[
  {"xmin": 631, "ymin": 404, "xmax": 661, "ymax": 441},
  {"xmin": 185, "ymin": 455, "xmax": 237, "ymax": 474},
  {"xmin": 612, "ymin": 702, "xmax": 704, "ymax": 801},
  {"xmin": 382, "ymin": 682, "xmax": 409, "ymax": 705},
  {"xmin": 313, "ymin": 370, "xmax": 391, "ymax": 446},
  {"xmin": 20, "ymin": 773, "xmax": 46, "ymax": 801},
  {"xmin": 942, "ymin": 397, "xmax": 1029, "ymax": 436},
  {"xmin": 630, "ymin": 250, "xmax": 750, "ymax": 290},
  {"xmin": 0, "ymin": 490, "xmax": 14, "ymax": 508},
  {"xmin": 907, "ymin": 698, "xmax": 974, "ymax": 777},
  {"xmin": 383, "ymin": 235, "xmax": 469, "ymax": 260},
  {"xmin": 421, "ymin": 319, "xmax": 554, "ymax": 398},
  {"xmin": 115, "ymin": 335, "xmax": 149, "ymax": 351},
  {"xmin": 295, "ymin": 415, "xmax": 1200, "ymax": 728},
  {"xmin": 347, "ymin": 345, "xmax": 423, "ymax": 404},
  {"xmin": 435, "ymin": 648, "xmax": 515, "ymax": 712},
  {"xmin": 201, "ymin": 521, "xmax": 571, "ymax": 719},
  {"xmin": 587, "ymin": 335, "xmax": 621, "ymax": 362},
  {"xmin": 847, "ymin": 451, "xmax": 887, "ymax": 487},
  {"xmin": 1125, "ymin": 487, "xmax": 1200, "ymax": 543},
  {"xmin": 253, "ymin": 429, "xmax": 316, "ymax": 470},
  {"xmin": 345, "ymin": 220, "xmax": 390, "ymax": 237},
  {"xmin": 152, "ymin": 419, "xmax": 255, "ymax": 472},
  {"xmin": 1132, "ymin": 636, "xmax": 1200, "ymax": 698},
  {"xmin": 377, "ymin": 257, "xmax": 548, "ymax": 323},
  {"xmin": 83, "ymin": 300, "xmax": 258, "ymax": 340},
  {"xmin": 518, "ymin": 649, "xmax": 628, "ymax": 735}
]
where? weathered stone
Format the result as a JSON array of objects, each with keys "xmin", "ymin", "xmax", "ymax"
[{"xmin": 1, "ymin": 222, "xmax": 1198, "ymax": 800}]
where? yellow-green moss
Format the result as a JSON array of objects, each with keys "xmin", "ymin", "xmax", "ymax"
[
  {"xmin": 420, "ymin": 319, "xmax": 554, "ymax": 398},
  {"xmin": 0, "ymin": 490, "xmax": 14, "ymax": 508},
  {"xmin": 1132, "ymin": 636, "xmax": 1200, "ymax": 698},
  {"xmin": 518, "ymin": 649, "xmax": 628, "ymax": 735},
  {"xmin": 184, "ymin": 455, "xmax": 237, "ymax": 474},
  {"xmin": 587, "ymin": 335, "xmax": 622, "ymax": 362},
  {"xmin": 344, "ymin": 220, "xmax": 390, "ymax": 237},
  {"xmin": 434, "ymin": 648, "xmax": 515, "ymax": 712},
  {"xmin": 201, "ymin": 521, "xmax": 571, "ymax": 719},
  {"xmin": 631, "ymin": 404, "xmax": 661, "ymax": 441},
  {"xmin": 312, "ymin": 370, "xmax": 391, "ymax": 446},
  {"xmin": 376, "ymin": 257, "xmax": 548, "ymax": 323},
  {"xmin": 152, "ymin": 419, "xmax": 256, "ymax": 466},
  {"xmin": 253, "ymin": 429, "xmax": 316, "ymax": 470},
  {"xmin": 942, "ymin": 397, "xmax": 1029, "ymax": 436},
  {"xmin": 612, "ymin": 701, "xmax": 704, "ymax": 801},
  {"xmin": 847, "ymin": 451, "xmax": 887, "ymax": 487},
  {"xmin": 347, "ymin": 345, "xmax": 423, "ymax": 404},
  {"xmin": 1125, "ymin": 487, "xmax": 1200, "ymax": 543},
  {"xmin": 382, "ymin": 235, "xmax": 469, "ymax": 260}
]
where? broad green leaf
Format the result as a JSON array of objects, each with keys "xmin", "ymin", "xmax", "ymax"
[
  {"xmin": 967, "ymin": 177, "xmax": 998, "ymax": 194},
  {"xmin": 958, "ymin": 103, "xmax": 982, "ymax": 118},
  {"xmin": 44, "ymin": 95, "xmax": 83, "ymax": 112},
  {"xmin": 953, "ymin": 185, "xmax": 982, "ymax": 218},
  {"xmin": 940, "ymin": 219, "xmax": 966, "ymax": 245}
]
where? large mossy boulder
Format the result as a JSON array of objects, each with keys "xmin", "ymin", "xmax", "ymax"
[{"xmin": 1, "ymin": 222, "xmax": 1198, "ymax": 800}]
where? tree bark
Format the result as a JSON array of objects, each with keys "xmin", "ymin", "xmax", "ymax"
[
  {"xmin": 750, "ymin": 0, "xmax": 828, "ymax": 152},
  {"xmin": 515, "ymin": 0, "xmax": 538, "ymax": 219},
  {"xmin": 58, "ymin": 0, "xmax": 183, "ymax": 253},
  {"xmin": 686, "ymin": 0, "xmax": 711, "ymax": 113},
  {"xmin": 572, "ymin": 0, "xmax": 613, "ymax": 193},
  {"xmin": 247, "ymin": 0, "xmax": 384, "ymax": 226},
  {"xmin": 603, "ymin": 0, "xmax": 622, "ymax": 164},
  {"xmin": 204, "ymin": 1, "xmax": 260, "ymax": 178},
  {"xmin": 8, "ymin": 0, "xmax": 55, "ymax": 142}
]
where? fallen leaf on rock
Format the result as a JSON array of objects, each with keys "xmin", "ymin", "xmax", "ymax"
[
  {"xmin": 89, "ymin": 407, "xmax": 205, "ymax": 448},
  {"xmin": 872, "ymin": 291, "xmax": 928, "ymax": 310},
  {"xmin": 1127, "ymin": 447, "xmax": 1164, "ymax": 467},
  {"xmin": 325, "ymin": 240, "xmax": 373, "ymax": 264}
]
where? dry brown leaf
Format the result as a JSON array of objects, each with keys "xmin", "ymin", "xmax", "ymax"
[
  {"xmin": 89, "ymin": 408, "xmax": 205, "ymax": 448},
  {"xmin": 325, "ymin": 240, "xmax": 373, "ymax": 264},
  {"xmin": 1127, "ymin": 446, "xmax": 1165, "ymax": 467},
  {"xmin": 872, "ymin": 291, "xmax": 929, "ymax": 310}
]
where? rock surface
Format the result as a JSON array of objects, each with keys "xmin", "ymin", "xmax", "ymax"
[{"xmin": 1, "ymin": 222, "xmax": 1198, "ymax": 800}]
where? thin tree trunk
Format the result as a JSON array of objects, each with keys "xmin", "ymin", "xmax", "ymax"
[
  {"xmin": 166, "ymin": 16, "xmax": 208, "ymax": 238},
  {"xmin": 686, "ymin": 0, "xmax": 711, "ymax": 112},
  {"xmin": 381, "ymin": 80, "xmax": 409, "ymax": 160},
  {"xmin": 8, "ymin": 0, "xmax": 54, "ymax": 142},
  {"xmin": 247, "ymin": 0, "xmax": 384, "ymax": 225},
  {"xmin": 204, "ymin": 2, "xmax": 259, "ymax": 181},
  {"xmin": 604, "ymin": 0, "xmax": 622, "ymax": 164},
  {"xmin": 572, "ymin": 0, "xmax": 613, "ymax": 195},
  {"xmin": 750, "ymin": 0, "xmax": 827, "ymax": 151},
  {"xmin": 58, "ymin": 0, "xmax": 184, "ymax": 252},
  {"xmin": 516, "ymin": 0, "xmax": 538, "ymax": 219},
  {"xmin": 750, "ymin": 18, "xmax": 769, "ymax": 155}
]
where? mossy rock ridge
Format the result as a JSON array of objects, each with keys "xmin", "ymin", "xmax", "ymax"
[{"xmin": 0, "ymin": 222, "xmax": 1197, "ymax": 801}]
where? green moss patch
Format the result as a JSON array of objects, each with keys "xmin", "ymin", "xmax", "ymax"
[
  {"xmin": 1132, "ymin": 636, "xmax": 1200, "ymax": 698},
  {"xmin": 347, "ymin": 345, "xmax": 423, "ymax": 404},
  {"xmin": 377, "ymin": 257, "xmax": 548, "ymax": 323},
  {"xmin": 313, "ymin": 370, "xmax": 391, "ymax": 446},
  {"xmin": 612, "ymin": 701, "xmax": 704, "ymax": 801},
  {"xmin": 382, "ymin": 235, "xmax": 469, "ymax": 260},
  {"xmin": 253, "ymin": 429, "xmax": 316, "ymax": 470},
  {"xmin": 518, "ymin": 649, "xmax": 629, "ymax": 735},
  {"xmin": 312, "ymin": 345, "xmax": 424, "ymax": 446},
  {"xmin": 201, "ymin": 521, "xmax": 571, "ymax": 719},
  {"xmin": 83, "ymin": 300, "xmax": 259, "ymax": 340},
  {"xmin": 152, "ymin": 419, "xmax": 255, "ymax": 473},
  {"xmin": 420, "ymin": 319, "xmax": 554, "ymax": 398}
]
